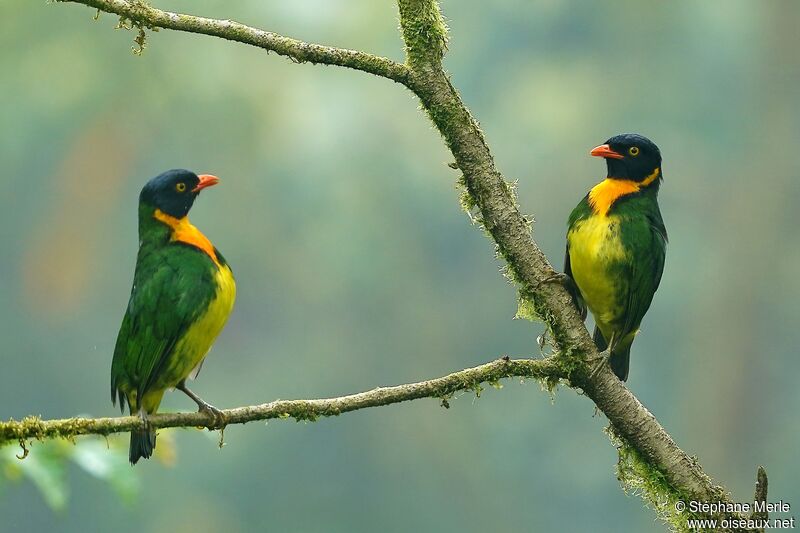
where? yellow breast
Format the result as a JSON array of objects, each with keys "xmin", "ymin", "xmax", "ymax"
[
  {"xmin": 567, "ymin": 214, "xmax": 627, "ymax": 326},
  {"xmin": 169, "ymin": 263, "xmax": 236, "ymax": 386}
]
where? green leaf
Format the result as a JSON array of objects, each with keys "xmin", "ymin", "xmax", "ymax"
[
  {"xmin": 1, "ymin": 436, "xmax": 141, "ymax": 509},
  {"xmin": 16, "ymin": 445, "xmax": 69, "ymax": 510},
  {"xmin": 71, "ymin": 438, "xmax": 139, "ymax": 504}
]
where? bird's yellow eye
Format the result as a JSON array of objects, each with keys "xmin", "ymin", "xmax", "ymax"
[
  {"xmin": 176, "ymin": 182, "xmax": 187, "ymax": 192},
  {"xmin": 629, "ymin": 146, "xmax": 640, "ymax": 156}
]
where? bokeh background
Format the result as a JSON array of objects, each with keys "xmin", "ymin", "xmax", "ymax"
[{"xmin": 2, "ymin": 1, "xmax": 799, "ymax": 531}]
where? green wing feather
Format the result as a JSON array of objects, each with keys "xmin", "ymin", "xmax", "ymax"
[
  {"xmin": 111, "ymin": 244, "xmax": 217, "ymax": 413},
  {"xmin": 563, "ymin": 244, "xmax": 587, "ymax": 321},
  {"xmin": 564, "ymin": 195, "xmax": 592, "ymax": 321},
  {"xmin": 617, "ymin": 203, "xmax": 667, "ymax": 342}
]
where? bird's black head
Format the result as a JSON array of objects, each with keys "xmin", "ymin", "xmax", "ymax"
[
  {"xmin": 139, "ymin": 169, "xmax": 219, "ymax": 218},
  {"xmin": 590, "ymin": 133, "xmax": 662, "ymax": 183}
]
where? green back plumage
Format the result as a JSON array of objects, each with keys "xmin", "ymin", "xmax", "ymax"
[
  {"xmin": 111, "ymin": 204, "xmax": 223, "ymax": 413},
  {"xmin": 613, "ymin": 191, "xmax": 667, "ymax": 334}
]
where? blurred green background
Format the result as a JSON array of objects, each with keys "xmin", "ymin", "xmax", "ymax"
[{"xmin": 2, "ymin": 1, "xmax": 799, "ymax": 531}]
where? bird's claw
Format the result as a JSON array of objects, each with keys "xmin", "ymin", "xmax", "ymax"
[
  {"xmin": 588, "ymin": 348, "xmax": 612, "ymax": 380},
  {"xmin": 535, "ymin": 272, "xmax": 568, "ymax": 290},
  {"xmin": 198, "ymin": 401, "xmax": 227, "ymax": 429},
  {"xmin": 177, "ymin": 381, "xmax": 227, "ymax": 428}
]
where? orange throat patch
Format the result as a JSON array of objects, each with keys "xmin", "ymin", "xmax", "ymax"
[
  {"xmin": 153, "ymin": 209, "xmax": 220, "ymax": 266},
  {"xmin": 588, "ymin": 167, "xmax": 660, "ymax": 216}
]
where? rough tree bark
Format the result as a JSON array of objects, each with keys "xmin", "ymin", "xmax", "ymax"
[{"xmin": 1, "ymin": 1, "xmax": 769, "ymax": 531}]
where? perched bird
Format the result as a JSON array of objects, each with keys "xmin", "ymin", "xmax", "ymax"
[
  {"xmin": 564, "ymin": 134, "xmax": 666, "ymax": 381},
  {"xmin": 111, "ymin": 169, "xmax": 236, "ymax": 464}
]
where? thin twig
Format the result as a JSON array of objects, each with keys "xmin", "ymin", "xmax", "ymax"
[
  {"xmin": 751, "ymin": 466, "xmax": 769, "ymax": 521},
  {"xmin": 0, "ymin": 357, "xmax": 561, "ymax": 443},
  {"xmin": 57, "ymin": 0, "xmax": 411, "ymax": 84}
]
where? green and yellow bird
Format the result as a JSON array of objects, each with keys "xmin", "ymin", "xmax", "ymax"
[
  {"xmin": 565, "ymin": 134, "xmax": 666, "ymax": 381},
  {"xmin": 111, "ymin": 169, "xmax": 236, "ymax": 464}
]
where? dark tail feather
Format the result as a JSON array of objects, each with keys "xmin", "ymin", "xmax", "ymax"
[
  {"xmin": 609, "ymin": 345, "xmax": 631, "ymax": 382},
  {"xmin": 592, "ymin": 326, "xmax": 607, "ymax": 352},
  {"xmin": 592, "ymin": 327, "xmax": 630, "ymax": 381},
  {"xmin": 129, "ymin": 428, "xmax": 156, "ymax": 465}
]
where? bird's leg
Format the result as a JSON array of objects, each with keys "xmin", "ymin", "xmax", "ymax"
[
  {"xmin": 177, "ymin": 381, "xmax": 227, "ymax": 428},
  {"xmin": 588, "ymin": 332, "xmax": 617, "ymax": 381},
  {"xmin": 589, "ymin": 347, "xmax": 613, "ymax": 380},
  {"xmin": 138, "ymin": 409, "xmax": 152, "ymax": 435}
]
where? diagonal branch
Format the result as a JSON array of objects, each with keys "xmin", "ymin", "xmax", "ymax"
[
  {"xmin": 57, "ymin": 0, "xmax": 411, "ymax": 84},
  {"xmin": 0, "ymin": 357, "xmax": 560, "ymax": 443}
]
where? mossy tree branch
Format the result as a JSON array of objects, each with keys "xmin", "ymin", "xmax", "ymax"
[
  {"xmin": 56, "ymin": 0, "xmax": 411, "ymax": 83},
  {"xmin": 0, "ymin": 358, "xmax": 560, "ymax": 442},
  {"xmin": 34, "ymin": 0, "xmax": 766, "ymax": 530}
]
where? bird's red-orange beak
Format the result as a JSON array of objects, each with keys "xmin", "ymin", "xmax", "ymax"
[
  {"xmin": 193, "ymin": 174, "xmax": 220, "ymax": 192},
  {"xmin": 589, "ymin": 144, "xmax": 624, "ymax": 160}
]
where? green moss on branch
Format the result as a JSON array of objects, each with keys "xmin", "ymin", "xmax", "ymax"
[
  {"xmin": 397, "ymin": 0, "xmax": 448, "ymax": 66},
  {"xmin": 1, "ymin": 358, "xmax": 563, "ymax": 446},
  {"xmin": 57, "ymin": 0, "xmax": 411, "ymax": 83}
]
